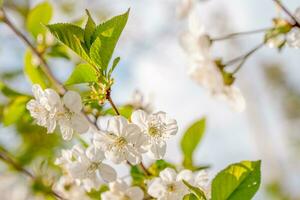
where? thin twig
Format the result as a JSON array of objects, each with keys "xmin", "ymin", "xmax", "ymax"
[
  {"xmin": 107, "ymin": 91, "xmax": 120, "ymax": 115},
  {"xmin": 1, "ymin": 8, "xmax": 65, "ymax": 94},
  {"xmin": 224, "ymin": 43, "xmax": 264, "ymax": 68},
  {"xmin": 140, "ymin": 162, "xmax": 151, "ymax": 176},
  {"xmin": 272, "ymin": 0, "xmax": 300, "ymax": 27},
  {"xmin": 0, "ymin": 148, "xmax": 64, "ymax": 200},
  {"xmin": 211, "ymin": 27, "xmax": 272, "ymax": 41},
  {"xmin": 1, "ymin": 8, "xmax": 99, "ymax": 131}
]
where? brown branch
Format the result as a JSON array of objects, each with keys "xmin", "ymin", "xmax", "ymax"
[
  {"xmin": 272, "ymin": 0, "xmax": 300, "ymax": 27},
  {"xmin": 0, "ymin": 147, "xmax": 64, "ymax": 200},
  {"xmin": 1, "ymin": 8, "xmax": 65, "ymax": 94},
  {"xmin": 107, "ymin": 89, "xmax": 120, "ymax": 115},
  {"xmin": 140, "ymin": 162, "xmax": 151, "ymax": 176},
  {"xmin": 1, "ymin": 8, "xmax": 99, "ymax": 131}
]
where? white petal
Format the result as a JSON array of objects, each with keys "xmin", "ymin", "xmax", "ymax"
[
  {"xmin": 85, "ymin": 146, "xmax": 105, "ymax": 162},
  {"xmin": 126, "ymin": 146, "xmax": 142, "ymax": 165},
  {"xmin": 131, "ymin": 110, "xmax": 148, "ymax": 130},
  {"xmin": 147, "ymin": 178, "xmax": 165, "ymax": 198},
  {"xmin": 109, "ymin": 180, "xmax": 128, "ymax": 192},
  {"xmin": 63, "ymin": 91, "xmax": 82, "ymax": 112},
  {"xmin": 71, "ymin": 113, "xmax": 90, "ymax": 134},
  {"xmin": 148, "ymin": 141, "xmax": 166, "ymax": 160},
  {"xmin": 60, "ymin": 123, "xmax": 74, "ymax": 140},
  {"xmin": 101, "ymin": 191, "xmax": 120, "ymax": 200},
  {"xmin": 126, "ymin": 187, "xmax": 144, "ymax": 200},
  {"xmin": 160, "ymin": 168, "xmax": 177, "ymax": 183},
  {"xmin": 107, "ymin": 116, "xmax": 128, "ymax": 136},
  {"xmin": 32, "ymin": 84, "xmax": 44, "ymax": 99},
  {"xmin": 98, "ymin": 163, "xmax": 117, "ymax": 182},
  {"xmin": 44, "ymin": 88, "xmax": 61, "ymax": 108},
  {"xmin": 177, "ymin": 169, "xmax": 193, "ymax": 182}
]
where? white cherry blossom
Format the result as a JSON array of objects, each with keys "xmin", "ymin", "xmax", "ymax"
[
  {"xmin": 131, "ymin": 110, "xmax": 178, "ymax": 160},
  {"xmin": 55, "ymin": 145, "xmax": 116, "ymax": 192},
  {"xmin": 58, "ymin": 91, "xmax": 89, "ymax": 140},
  {"xmin": 148, "ymin": 168, "xmax": 210, "ymax": 200},
  {"xmin": 26, "ymin": 84, "xmax": 89, "ymax": 140},
  {"xmin": 53, "ymin": 176, "xmax": 89, "ymax": 200},
  {"xmin": 101, "ymin": 180, "xmax": 144, "ymax": 200},
  {"xmin": 177, "ymin": 169, "xmax": 210, "ymax": 198},
  {"xmin": 93, "ymin": 116, "xmax": 146, "ymax": 165},
  {"xmin": 26, "ymin": 84, "xmax": 61, "ymax": 133},
  {"xmin": 147, "ymin": 168, "xmax": 189, "ymax": 200},
  {"xmin": 180, "ymin": 12, "xmax": 211, "ymax": 61}
]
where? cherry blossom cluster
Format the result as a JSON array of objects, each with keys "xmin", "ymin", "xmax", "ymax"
[
  {"xmin": 25, "ymin": 84, "xmax": 211, "ymax": 199},
  {"xmin": 178, "ymin": 1, "xmax": 246, "ymax": 112}
]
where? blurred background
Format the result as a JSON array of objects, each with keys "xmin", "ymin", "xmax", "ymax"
[{"xmin": 0, "ymin": 0, "xmax": 300, "ymax": 199}]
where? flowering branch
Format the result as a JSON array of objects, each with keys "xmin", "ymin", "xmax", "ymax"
[
  {"xmin": 224, "ymin": 42, "xmax": 264, "ymax": 73},
  {"xmin": 273, "ymin": 0, "xmax": 300, "ymax": 27},
  {"xmin": 0, "ymin": 8, "xmax": 65, "ymax": 95},
  {"xmin": 0, "ymin": 147, "xmax": 64, "ymax": 200},
  {"xmin": 211, "ymin": 27, "xmax": 272, "ymax": 41}
]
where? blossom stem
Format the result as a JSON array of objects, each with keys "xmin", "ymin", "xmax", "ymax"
[
  {"xmin": 272, "ymin": 0, "xmax": 300, "ymax": 27},
  {"xmin": 211, "ymin": 27, "xmax": 272, "ymax": 41},
  {"xmin": 107, "ymin": 91, "xmax": 120, "ymax": 115},
  {"xmin": 224, "ymin": 43, "xmax": 264, "ymax": 73},
  {"xmin": 0, "ymin": 8, "xmax": 65, "ymax": 95},
  {"xmin": 140, "ymin": 162, "xmax": 151, "ymax": 176},
  {"xmin": 0, "ymin": 147, "xmax": 64, "ymax": 200}
]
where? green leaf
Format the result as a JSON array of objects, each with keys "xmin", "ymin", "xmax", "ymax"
[
  {"xmin": 47, "ymin": 43, "xmax": 70, "ymax": 59},
  {"xmin": 24, "ymin": 50, "xmax": 48, "ymax": 88},
  {"xmin": 211, "ymin": 160, "xmax": 261, "ymax": 200},
  {"xmin": 183, "ymin": 193, "xmax": 199, "ymax": 200},
  {"xmin": 108, "ymin": 57, "xmax": 120, "ymax": 77},
  {"xmin": 0, "ymin": 81, "xmax": 24, "ymax": 98},
  {"xmin": 148, "ymin": 159, "xmax": 176, "ymax": 176},
  {"xmin": 130, "ymin": 165, "xmax": 146, "ymax": 187},
  {"xmin": 3, "ymin": 96, "xmax": 30, "ymax": 126},
  {"xmin": 90, "ymin": 9, "xmax": 129, "ymax": 69},
  {"xmin": 65, "ymin": 63, "xmax": 98, "ymax": 85},
  {"xmin": 181, "ymin": 118, "xmax": 206, "ymax": 169},
  {"xmin": 183, "ymin": 180, "xmax": 207, "ymax": 200},
  {"xmin": 26, "ymin": 2, "xmax": 53, "ymax": 38},
  {"xmin": 84, "ymin": 9, "xmax": 96, "ymax": 49},
  {"xmin": 103, "ymin": 105, "xmax": 133, "ymax": 119},
  {"xmin": 46, "ymin": 23, "xmax": 93, "ymax": 64}
]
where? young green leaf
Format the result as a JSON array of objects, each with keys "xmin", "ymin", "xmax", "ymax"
[
  {"xmin": 211, "ymin": 160, "xmax": 261, "ymax": 200},
  {"xmin": 181, "ymin": 118, "xmax": 206, "ymax": 169},
  {"xmin": 3, "ymin": 96, "xmax": 30, "ymax": 126},
  {"xmin": 108, "ymin": 57, "xmax": 120, "ymax": 77},
  {"xmin": 46, "ymin": 23, "xmax": 93, "ymax": 64},
  {"xmin": 148, "ymin": 159, "xmax": 176, "ymax": 176},
  {"xmin": 24, "ymin": 50, "xmax": 48, "ymax": 88},
  {"xmin": 65, "ymin": 63, "xmax": 98, "ymax": 85},
  {"xmin": 103, "ymin": 105, "xmax": 133, "ymax": 119},
  {"xmin": 84, "ymin": 9, "xmax": 96, "ymax": 49},
  {"xmin": 89, "ymin": 9, "xmax": 129, "ymax": 70},
  {"xmin": 26, "ymin": 2, "xmax": 53, "ymax": 38},
  {"xmin": 183, "ymin": 180, "xmax": 207, "ymax": 200},
  {"xmin": 0, "ymin": 81, "xmax": 24, "ymax": 98},
  {"xmin": 183, "ymin": 193, "xmax": 199, "ymax": 200}
]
